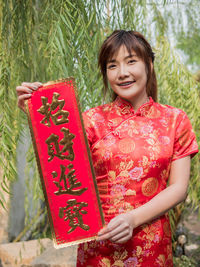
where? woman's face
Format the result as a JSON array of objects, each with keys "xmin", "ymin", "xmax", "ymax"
[{"xmin": 106, "ymin": 45, "xmax": 148, "ymax": 106}]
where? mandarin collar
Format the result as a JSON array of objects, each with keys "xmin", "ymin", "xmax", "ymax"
[{"xmin": 113, "ymin": 96, "xmax": 154, "ymax": 116}]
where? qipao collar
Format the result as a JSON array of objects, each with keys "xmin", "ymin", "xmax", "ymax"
[{"xmin": 113, "ymin": 96, "xmax": 154, "ymax": 117}]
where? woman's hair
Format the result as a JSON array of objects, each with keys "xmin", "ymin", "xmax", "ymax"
[{"xmin": 98, "ymin": 30, "xmax": 157, "ymax": 102}]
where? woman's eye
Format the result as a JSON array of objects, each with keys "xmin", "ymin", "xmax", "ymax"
[
  {"xmin": 107, "ymin": 64, "xmax": 116, "ymax": 69},
  {"xmin": 128, "ymin": 59, "xmax": 136, "ymax": 64}
]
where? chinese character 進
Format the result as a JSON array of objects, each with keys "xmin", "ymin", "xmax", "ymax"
[
  {"xmin": 46, "ymin": 127, "xmax": 75, "ymax": 161},
  {"xmin": 59, "ymin": 199, "xmax": 90, "ymax": 233},
  {"xmin": 37, "ymin": 92, "xmax": 69, "ymax": 127},
  {"xmin": 52, "ymin": 164, "xmax": 87, "ymax": 196}
]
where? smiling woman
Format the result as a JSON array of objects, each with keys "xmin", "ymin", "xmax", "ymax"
[
  {"xmin": 16, "ymin": 30, "xmax": 199, "ymax": 267},
  {"xmin": 76, "ymin": 30, "xmax": 198, "ymax": 266}
]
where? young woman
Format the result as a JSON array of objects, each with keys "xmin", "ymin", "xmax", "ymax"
[{"xmin": 16, "ymin": 30, "xmax": 198, "ymax": 266}]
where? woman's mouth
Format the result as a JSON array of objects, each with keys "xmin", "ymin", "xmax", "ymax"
[{"xmin": 118, "ymin": 81, "xmax": 136, "ymax": 87}]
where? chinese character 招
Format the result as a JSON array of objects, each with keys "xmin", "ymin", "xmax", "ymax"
[
  {"xmin": 59, "ymin": 199, "xmax": 90, "ymax": 233},
  {"xmin": 37, "ymin": 92, "xmax": 69, "ymax": 127},
  {"xmin": 46, "ymin": 127, "xmax": 75, "ymax": 161},
  {"xmin": 52, "ymin": 164, "xmax": 87, "ymax": 196}
]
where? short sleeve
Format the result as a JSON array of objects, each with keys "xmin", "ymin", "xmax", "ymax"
[
  {"xmin": 172, "ymin": 111, "xmax": 199, "ymax": 161},
  {"xmin": 82, "ymin": 111, "xmax": 94, "ymax": 150}
]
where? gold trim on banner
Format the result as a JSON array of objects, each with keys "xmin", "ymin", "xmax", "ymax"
[
  {"xmin": 54, "ymin": 236, "xmax": 98, "ymax": 249},
  {"xmin": 25, "ymin": 77, "xmax": 105, "ymax": 248},
  {"xmin": 43, "ymin": 77, "xmax": 74, "ymax": 87}
]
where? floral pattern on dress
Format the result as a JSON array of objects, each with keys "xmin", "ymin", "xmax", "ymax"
[{"xmin": 77, "ymin": 96, "xmax": 198, "ymax": 267}]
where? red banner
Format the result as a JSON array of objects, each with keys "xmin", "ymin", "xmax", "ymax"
[{"xmin": 26, "ymin": 78, "xmax": 104, "ymax": 248}]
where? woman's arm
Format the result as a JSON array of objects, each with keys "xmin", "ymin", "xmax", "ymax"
[{"xmin": 97, "ymin": 156, "xmax": 191, "ymax": 244}]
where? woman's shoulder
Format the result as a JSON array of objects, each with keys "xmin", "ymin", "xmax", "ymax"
[
  {"xmin": 82, "ymin": 102, "xmax": 114, "ymax": 144},
  {"xmin": 154, "ymin": 101, "xmax": 187, "ymax": 118},
  {"xmin": 82, "ymin": 101, "xmax": 114, "ymax": 120}
]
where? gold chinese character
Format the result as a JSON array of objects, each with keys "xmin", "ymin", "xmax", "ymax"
[
  {"xmin": 52, "ymin": 164, "xmax": 87, "ymax": 196},
  {"xmin": 59, "ymin": 199, "xmax": 90, "ymax": 233},
  {"xmin": 46, "ymin": 127, "xmax": 75, "ymax": 161},
  {"xmin": 37, "ymin": 92, "xmax": 69, "ymax": 127}
]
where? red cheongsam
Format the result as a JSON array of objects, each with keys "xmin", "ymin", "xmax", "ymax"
[{"xmin": 76, "ymin": 96, "xmax": 198, "ymax": 267}]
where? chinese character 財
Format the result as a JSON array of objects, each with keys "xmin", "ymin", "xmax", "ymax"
[
  {"xmin": 52, "ymin": 164, "xmax": 87, "ymax": 196},
  {"xmin": 46, "ymin": 127, "xmax": 75, "ymax": 161},
  {"xmin": 59, "ymin": 199, "xmax": 90, "ymax": 233},
  {"xmin": 37, "ymin": 92, "xmax": 69, "ymax": 127}
]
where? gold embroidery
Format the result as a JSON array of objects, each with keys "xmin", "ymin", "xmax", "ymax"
[
  {"xmin": 118, "ymin": 138, "xmax": 135, "ymax": 153},
  {"xmin": 100, "ymin": 258, "xmax": 111, "ymax": 267},
  {"xmin": 163, "ymin": 221, "xmax": 171, "ymax": 237},
  {"xmin": 108, "ymin": 117, "xmax": 123, "ymax": 127},
  {"xmin": 83, "ymin": 242, "xmax": 88, "ymax": 251},
  {"xmin": 145, "ymin": 106, "xmax": 161, "ymax": 118},
  {"xmin": 113, "ymin": 249, "xmax": 128, "ymax": 261},
  {"xmin": 142, "ymin": 177, "xmax": 158, "ymax": 196},
  {"xmin": 119, "ymin": 170, "xmax": 129, "ymax": 177},
  {"xmin": 141, "ymin": 224, "xmax": 156, "ymax": 242},
  {"xmin": 178, "ymin": 128, "xmax": 190, "ymax": 147},
  {"xmin": 108, "ymin": 200, "xmax": 133, "ymax": 215},
  {"xmin": 119, "ymin": 160, "xmax": 134, "ymax": 172},
  {"xmin": 136, "ymin": 246, "xmax": 143, "ymax": 257},
  {"xmin": 156, "ymin": 254, "xmax": 166, "ymax": 266},
  {"xmin": 112, "ymin": 260, "xmax": 124, "ymax": 267},
  {"xmin": 108, "ymin": 171, "xmax": 116, "ymax": 182},
  {"xmin": 126, "ymin": 189, "xmax": 136, "ymax": 196},
  {"xmin": 142, "ymin": 156, "xmax": 149, "ymax": 166}
]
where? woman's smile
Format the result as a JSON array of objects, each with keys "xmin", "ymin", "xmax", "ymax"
[{"xmin": 117, "ymin": 80, "xmax": 136, "ymax": 88}]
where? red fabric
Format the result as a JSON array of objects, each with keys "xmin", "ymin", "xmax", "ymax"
[{"xmin": 77, "ymin": 96, "xmax": 198, "ymax": 266}]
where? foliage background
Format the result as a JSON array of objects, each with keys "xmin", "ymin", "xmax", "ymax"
[{"xmin": 0, "ymin": 0, "xmax": 199, "ymax": 251}]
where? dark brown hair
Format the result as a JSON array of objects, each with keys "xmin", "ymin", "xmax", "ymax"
[{"xmin": 98, "ymin": 30, "xmax": 157, "ymax": 102}]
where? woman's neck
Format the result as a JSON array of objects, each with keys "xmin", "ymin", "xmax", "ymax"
[{"xmin": 121, "ymin": 93, "xmax": 149, "ymax": 112}]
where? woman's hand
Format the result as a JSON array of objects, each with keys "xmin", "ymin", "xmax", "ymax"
[
  {"xmin": 97, "ymin": 212, "xmax": 135, "ymax": 244},
  {"xmin": 16, "ymin": 82, "xmax": 42, "ymax": 112}
]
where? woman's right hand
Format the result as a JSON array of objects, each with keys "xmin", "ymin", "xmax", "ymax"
[{"xmin": 16, "ymin": 82, "xmax": 43, "ymax": 112}]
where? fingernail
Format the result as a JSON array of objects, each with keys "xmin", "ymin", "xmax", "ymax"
[{"xmin": 32, "ymin": 86, "xmax": 38, "ymax": 90}]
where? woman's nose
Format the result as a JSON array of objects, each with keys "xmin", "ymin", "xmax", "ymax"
[{"xmin": 118, "ymin": 65, "xmax": 129, "ymax": 79}]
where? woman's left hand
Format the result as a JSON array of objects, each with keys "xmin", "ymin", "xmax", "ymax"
[{"xmin": 97, "ymin": 212, "xmax": 135, "ymax": 244}]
